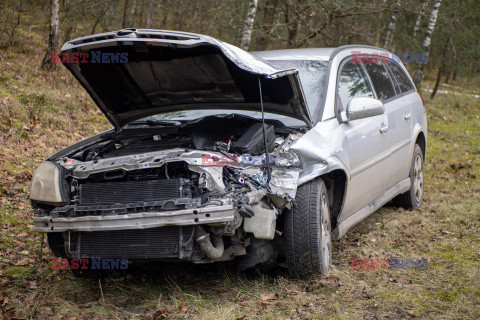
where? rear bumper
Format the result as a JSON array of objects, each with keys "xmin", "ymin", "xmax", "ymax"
[{"xmin": 33, "ymin": 204, "xmax": 235, "ymax": 232}]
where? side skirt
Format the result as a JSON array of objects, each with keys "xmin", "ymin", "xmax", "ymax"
[{"xmin": 331, "ymin": 178, "xmax": 411, "ymax": 240}]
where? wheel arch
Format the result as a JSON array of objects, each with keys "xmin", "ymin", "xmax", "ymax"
[
  {"xmin": 415, "ymin": 131, "xmax": 426, "ymax": 159},
  {"xmin": 320, "ymin": 169, "xmax": 347, "ymax": 230},
  {"xmin": 296, "ymin": 157, "xmax": 350, "ymax": 231}
]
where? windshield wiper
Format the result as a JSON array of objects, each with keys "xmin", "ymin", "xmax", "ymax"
[{"xmin": 128, "ymin": 119, "xmax": 182, "ymax": 127}]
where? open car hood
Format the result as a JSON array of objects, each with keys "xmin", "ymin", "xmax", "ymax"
[{"xmin": 61, "ymin": 29, "xmax": 311, "ymax": 129}]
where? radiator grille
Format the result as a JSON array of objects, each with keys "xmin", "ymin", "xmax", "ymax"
[
  {"xmin": 77, "ymin": 227, "xmax": 180, "ymax": 259},
  {"xmin": 80, "ymin": 179, "xmax": 181, "ymax": 205}
]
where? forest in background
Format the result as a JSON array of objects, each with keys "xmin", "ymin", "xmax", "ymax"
[{"xmin": 1, "ymin": 0, "xmax": 480, "ymax": 91}]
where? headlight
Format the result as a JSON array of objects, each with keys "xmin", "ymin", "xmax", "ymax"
[{"xmin": 30, "ymin": 161, "xmax": 66, "ymax": 204}]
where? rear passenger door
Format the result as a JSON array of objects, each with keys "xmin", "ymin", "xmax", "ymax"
[
  {"xmin": 385, "ymin": 60, "xmax": 416, "ymax": 184},
  {"xmin": 363, "ymin": 60, "xmax": 411, "ymax": 190}
]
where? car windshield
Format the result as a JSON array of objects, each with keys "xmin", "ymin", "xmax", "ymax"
[
  {"xmin": 136, "ymin": 59, "xmax": 327, "ymax": 127},
  {"xmin": 267, "ymin": 59, "xmax": 328, "ymax": 117}
]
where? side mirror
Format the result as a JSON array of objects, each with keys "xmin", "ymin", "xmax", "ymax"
[{"xmin": 340, "ymin": 97, "xmax": 385, "ymax": 122}]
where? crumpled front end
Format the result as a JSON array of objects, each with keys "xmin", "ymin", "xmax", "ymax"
[{"xmin": 32, "ymin": 115, "xmax": 305, "ymax": 266}]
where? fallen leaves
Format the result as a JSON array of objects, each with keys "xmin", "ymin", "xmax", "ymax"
[{"xmin": 260, "ymin": 292, "xmax": 278, "ymax": 301}]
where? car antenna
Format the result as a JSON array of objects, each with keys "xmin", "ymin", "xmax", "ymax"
[{"xmin": 258, "ymin": 77, "xmax": 271, "ymax": 190}]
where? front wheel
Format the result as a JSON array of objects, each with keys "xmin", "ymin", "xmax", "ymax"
[
  {"xmin": 394, "ymin": 144, "xmax": 425, "ymax": 209},
  {"xmin": 284, "ymin": 177, "xmax": 332, "ymax": 278}
]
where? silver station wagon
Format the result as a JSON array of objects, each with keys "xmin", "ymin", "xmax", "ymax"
[{"xmin": 30, "ymin": 29, "xmax": 426, "ymax": 278}]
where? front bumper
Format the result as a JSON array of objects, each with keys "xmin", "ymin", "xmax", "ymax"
[{"xmin": 33, "ymin": 204, "xmax": 235, "ymax": 232}]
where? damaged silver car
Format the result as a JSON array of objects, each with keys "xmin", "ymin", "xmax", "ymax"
[{"xmin": 30, "ymin": 29, "xmax": 427, "ymax": 278}]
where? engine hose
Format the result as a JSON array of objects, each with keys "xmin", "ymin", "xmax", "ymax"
[{"xmin": 195, "ymin": 226, "xmax": 224, "ymax": 260}]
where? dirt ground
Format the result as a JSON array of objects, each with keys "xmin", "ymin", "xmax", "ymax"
[{"xmin": 1, "ymin": 31, "xmax": 479, "ymax": 319}]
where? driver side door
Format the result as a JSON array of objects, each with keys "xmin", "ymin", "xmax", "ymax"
[{"xmin": 337, "ymin": 59, "xmax": 391, "ymax": 220}]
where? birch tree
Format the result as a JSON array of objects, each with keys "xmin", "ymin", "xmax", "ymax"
[
  {"xmin": 430, "ymin": 0, "xmax": 463, "ymax": 99},
  {"xmin": 413, "ymin": 0, "xmax": 442, "ymax": 88},
  {"xmin": 240, "ymin": 0, "xmax": 258, "ymax": 51},
  {"xmin": 41, "ymin": 0, "xmax": 60, "ymax": 69},
  {"xmin": 413, "ymin": 0, "xmax": 429, "ymax": 38},
  {"xmin": 384, "ymin": 0, "xmax": 401, "ymax": 48}
]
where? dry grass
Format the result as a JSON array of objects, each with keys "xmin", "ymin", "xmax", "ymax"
[{"xmin": 1, "ymin": 26, "xmax": 479, "ymax": 320}]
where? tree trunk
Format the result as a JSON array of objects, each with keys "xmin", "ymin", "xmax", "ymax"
[
  {"xmin": 145, "ymin": 0, "xmax": 152, "ymax": 28},
  {"xmin": 129, "ymin": 0, "xmax": 137, "ymax": 26},
  {"xmin": 41, "ymin": 0, "xmax": 60, "ymax": 69},
  {"xmin": 384, "ymin": 0, "xmax": 400, "ymax": 48},
  {"xmin": 122, "ymin": 0, "xmax": 131, "ymax": 28},
  {"xmin": 413, "ymin": 0, "xmax": 429, "ymax": 38},
  {"xmin": 255, "ymin": 0, "xmax": 277, "ymax": 51},
  {"xmin": 444, "ymin": 72, "xmax": 450, "ymax": 83},
  {"xmin": 240, "ymin": 0, "xmax": 258, "ymax": 51},
  {"xmin": 430, "ymin": 0, "xmax": 462, "ymax": 99},
  {"xmin": 413, "ymin": 0, "xmax": 442, "ymax": 89}
]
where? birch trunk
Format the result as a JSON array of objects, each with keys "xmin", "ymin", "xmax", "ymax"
[
  {"xmin": 129, "ymin": 0, "xmax": 137, "ymax": 26},
  {"xmin": 145, "ymin": 0, "xmax": 152, "ymax": 28},
  {"xmin": 413, "ymin": 0, "xmax": 442, "ymax": 88},
  {"xmin": 413, "ymin": 0, "xmax": 429, "ymax": 38},
  {"xmin": 430, "ymin": 0, "xmax": 463, "ymax": 99},
  {"xmin": 41, "ymin": 0, "xmax": 59, "ymax": 69},
  {"xmin": 384, "ymin": 0, "xmax": 400, "ymax": 48},
  {"xmin": 240, "ymin": 0, "xmax": 258, "ymax": 51}
]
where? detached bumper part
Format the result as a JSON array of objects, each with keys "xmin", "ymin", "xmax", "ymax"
[{"xmin": 33, "ymin": 204, "xmax": 235, "ymax": 232}]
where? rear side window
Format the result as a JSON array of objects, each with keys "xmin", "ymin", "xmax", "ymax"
[
  {"xmin": 337, "ymin": 61, "xmax": 375, "ymax": 108},
  {"xmin": 363, "ymin": 62, "xmax": 396, "ymax": 101},
  {"xmin": 387, "ymin": 61, "xmax": 415, "ymax": 93}
]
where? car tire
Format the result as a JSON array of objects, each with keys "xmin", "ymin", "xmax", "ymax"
[
  {"xmin": 284, "ymin": 177, "xmax": 332, "ymax": 278},
  {"xmin": 394, "ymin": 144, "xmax": 424, "ymax": 209}
]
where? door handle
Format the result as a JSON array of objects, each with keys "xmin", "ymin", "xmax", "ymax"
[
  {"xmin": 404, "ymin": 113, "xmax": 411, "ymax": 120},
  {"xmin": 379, "ymin": 123, "xmax": 389, "ymax": 133}
]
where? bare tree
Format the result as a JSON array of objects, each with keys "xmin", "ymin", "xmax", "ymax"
[
  {"xmin": 129, "ymin": 0, "xmax": 137, "ymax": 26},
  {"xmin": 41, "ymin": 0, "xmax": 60, "ymax": 69},
  {"xmin": 255, "ymin": 0, "xmax": 278, "ymax": 51},
  {"xmin": 413, "ymin": 0, "xmax": 442, "ymax": 88},
  {"xmin": 431, "ymin": 0, "xmax": 463, "ymax": 99},
  {"xmin": 384, "ymin": 0, "xmax": 400, "ymax": 48},
  {"xmin": 240, "ymin": 0, "xmax": 258, "ymax": 51},
  {"xmin": 122, "ymin": 0, "xmax": 131, "ymax": 28},
  {"xmin": 413, "ymin": 0, "xmax": 429, "ymax": 38},
  {"xmin": 145, "ymin": 0, "xmax": 153, "ymax": 28}
]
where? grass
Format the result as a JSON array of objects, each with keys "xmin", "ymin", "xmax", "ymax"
[{"xmin": 1, "ymin": 25, "xmax": 479, "ymax": 320}]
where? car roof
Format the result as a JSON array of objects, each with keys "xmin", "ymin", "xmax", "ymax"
[
  {"xmin": 252, "ymin": 48, "xmax": 335, "ymax": 61},
  {"xmin": 252, "ymin": 45, "xmax": 390, "ymax": 61}
]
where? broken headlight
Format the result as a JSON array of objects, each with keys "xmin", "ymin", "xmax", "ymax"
[{"xmin": 30, "ymin": 161, "xmax": 68, "ymax": 205}]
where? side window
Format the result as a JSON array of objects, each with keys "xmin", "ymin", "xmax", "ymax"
[
  {"xmin": 363, "ymin": 62, "xmax": 396, "ymax": 101},
  {"xmin": 387, "ymin": 61, "xmax": 415, "ymax": 93},
  {"xmin": 337, "ymin": 60, "xmax": 375, "ymax": 108}
]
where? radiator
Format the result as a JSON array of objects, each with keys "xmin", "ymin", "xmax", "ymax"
[
  {"xmin": 79, "ymin": 179, "xmax": 182, "ymax": 205},
  {"xmin": 76, "ymin": 227, "xmax": 181, "ymax": 259}
]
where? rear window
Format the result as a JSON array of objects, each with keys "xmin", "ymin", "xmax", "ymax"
[
  {"xmin": 387, "ymin": 61, "xmax": 415, "ymax": 93},
  {"xmin": 363, "ymin": 62, "xmax": 396, "ymax": 101}
]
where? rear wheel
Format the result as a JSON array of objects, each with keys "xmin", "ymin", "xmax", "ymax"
[
  {"xmin": 284, "ymin": 177, "xmax": 332, "ymax": 278},
  {"xmin": 394, "ymin": 144, "xmax": 424, "ymax": 209}
]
